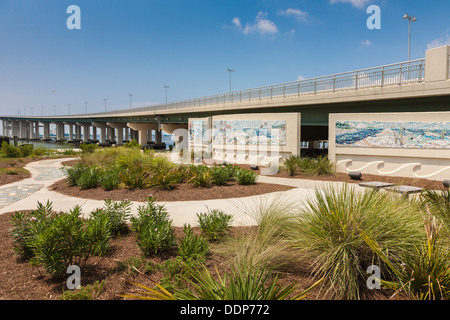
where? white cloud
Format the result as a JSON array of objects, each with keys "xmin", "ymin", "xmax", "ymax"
[
  {"xmin": 329, "ymin": 0, "xmax": 370, "ymax": 9},
  {"xmin": 232, "ymin": 17, "xmax": 242, "ymax": 29},
  {"xmin": 427, "ymin": 35, "xmax": 450, "ymax": 50},
  {"xmin": 278, "ymin": 8, "xmax": 310, "ymax": 22},
  {"xmin": 297, "ymin": 75, "xmax": 307, "ymax": 81},
  {"xmin": 232, "ymin": 11, "xmax": 278, "ymax": 36},
  {"xmin": 360, "ymin": 39, "xmax": 371, "ymax": 48}
]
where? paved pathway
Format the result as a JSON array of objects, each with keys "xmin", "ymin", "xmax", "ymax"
[{"xmin": 0, "ymin": 158, "xmax": 346, "ymax": 227}]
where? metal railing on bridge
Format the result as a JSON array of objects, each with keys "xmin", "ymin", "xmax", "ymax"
[{"xmin": 99, "ymin": 58, "xmax": 426, "ymax": 116}]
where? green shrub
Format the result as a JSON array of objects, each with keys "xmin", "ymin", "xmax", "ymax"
[
  {"xmin": 210, "ymin": 166, "xmax": 230, "ymax": 186},
  {"xmin": 18, "ymin": 144, "xmax": 34, "ymax": 157},
  {"xmin": 149, "ymin": 166, "xmax": 184, "ymax": 190},
  {"xmin": 60, "ymin": 280, "xmax": 106, "ymax": 300},
  {"xmin": 124, "ymin": 139, "xmax": 140, "ymax": 148},
  {"xmin": 130, "ymin": 197, "xmax": 176, "ymax": 256},
  {"xmin": 90, "ymin": 199, "xmax": 132, "ymax": 236},
  {"xmin": 62, "ymin": 164, "xmax": 90, "ymax": 187},
  {"xmin": 196, "ymin": 209, "xmax": 233, "ymax": 241},
  {"xmin": 178, "ymin": 224, "xmax": 209, "ymax": 260},
  {"xmin": 286, "ymin": 185, "xmax": 424, "ymax": 300},
  {"xmin": 99, "ymin": 167, "xmax": 121, "ymax": 191},
  {"xmin": 80, "ymin": 143, "xmax": 98, "ymax": 154},
  {"xmin": 119, "ymin": 166, "xmax": 148, "ymax": 189},
  {"xmin": 31, "ymin": 206, "xmax": 112, "ymax": 277},
  {"xmin": 234, "ymin": 168, "xmax": 257, "ymax": 185},
  {"xmin": 187, "ymin": 165, "xmax": 213, "ymax": 188},
  {"xmin": 2, "ymin": 141, "xmax": 20, "ymax": 158},
  {"xmin": 9, "ymin": 201, "xmax": 54, "ymax": 261},
  {"xmin": 77, "ymin": 166, "xmax": 101, "ymax": 190}
]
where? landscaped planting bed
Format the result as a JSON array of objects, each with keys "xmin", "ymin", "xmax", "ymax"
[{"xmin": 1, "ymin": 184, "xmax": 449, "ymax": 300}]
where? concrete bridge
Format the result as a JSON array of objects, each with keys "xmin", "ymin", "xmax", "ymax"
[{"xmin": 2, "ymin": 46, "xmax": 450, "ymax": 149}]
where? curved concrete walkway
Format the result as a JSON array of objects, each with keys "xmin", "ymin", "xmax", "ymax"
[{"xmin": 0, "ymin": 158, "xmax": 347, "ymax": 227}]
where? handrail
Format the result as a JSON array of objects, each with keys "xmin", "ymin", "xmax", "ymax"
[{"xmin": 3, "ymin": 58, "xmax": 427, "ymax": 119}]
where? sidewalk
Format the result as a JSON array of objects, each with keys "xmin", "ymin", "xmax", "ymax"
[{"xmin": 0, "ymin": 158, "xmax": 346, "ymax": 227}]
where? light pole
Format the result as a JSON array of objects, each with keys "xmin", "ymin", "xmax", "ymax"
[
  {"xmin": 129, "ymin": 94, "xmax": 133, "ymax": 109},
  {"xmin": 67, "ymin": 104, "xmax": 70, "ymax": 115},
  {"xmin": 403, "ymin": 13, "xmax": 416, "ymax": 61},
  {"xmin": 41, "ymin": 106, "xmax": 44, "ymax": 116},
  {"xmin": 54, "ymin": 105, "xmax": 56, "ymax": 116},
  {"xmin": 85, "ymin": 102, "xmax": 88, "ymax": 114},
  {"xmin": 104, "ymin": 99, "xmax": 108, "ymax": 112},
  {"xmin": 226, "ymin": 68, "xmax": 234, "ymax": 92},
  {"xmin": 164, "ymin": 85, "xmax": 169, "ymax": 104}
]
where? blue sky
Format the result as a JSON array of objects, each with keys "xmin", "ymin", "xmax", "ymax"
[{"xmin": 1, "ymin": 0, "xmax": 450, "ymax": 116}]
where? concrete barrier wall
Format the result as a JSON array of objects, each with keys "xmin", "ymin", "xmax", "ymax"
[{"xmin": 329, "ymin": 111, "xmax": 450, "ymax": 181}]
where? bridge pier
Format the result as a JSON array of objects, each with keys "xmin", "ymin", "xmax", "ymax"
[
  {"xmin": 42, "ymin": 122, "xmax": 50, "ymax": 141},
  {"xmin": 76, "ymin": 123, "xmax": 90, "ymax": 143},
  {"xmin": 92, "ymin": 122, "xmax": 109, "ymax": 145},
  {"xmin": 127, "ymin": 123, "xmax": 158, "ymax": 146},
  {"xmin": 65, "ymin": 123, "xmax": 75, "ymax": 142},
  {"xmin": 107, "ymin": 122, "xmax": 128, "ymax": 145}
]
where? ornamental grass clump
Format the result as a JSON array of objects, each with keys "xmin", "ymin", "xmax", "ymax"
[
  {"xmin": 363, "ymin": 208, "xmax": 450, "ymax": 300},
  {"xmin": 286, "ymin": 184, "xmax": 424, "ymax": 300}
]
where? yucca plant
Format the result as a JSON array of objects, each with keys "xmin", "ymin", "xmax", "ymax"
[
  {"xmin": 304, "ymin": 155, "xmax": 334, "ymax": 176},
  {"xmin": 121, "ymin": 260, "xmax": 323, "ymax": 300},
  {"xmin": 282, "ymin": 155, "xmax": 301, "ymax": 176},
  {"xmin": 287, "ymin": 184, "xmax": 424, "ymax": 300},
  {"xmin": 420, "ymin": 188, "xmax": 450, "ymax": 234},
  {"xmin": 363, "ymin": 208, "xmax": 450, "ymax": 300}
]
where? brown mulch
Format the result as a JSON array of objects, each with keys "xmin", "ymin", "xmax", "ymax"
[
  {"xmin": 49, "ymin": 179, "xmax": 295, "ymax": 202},
  {"xmin": 273, "ymin": 171, "xmax": 445, "ymax": 190},
  {"xmin": 0, "ymin": 211, "xmax": 398, "ymax": 301},
  {"xmin": 0, "ymin": 158, "xmax": 34, "ymax": 186}
]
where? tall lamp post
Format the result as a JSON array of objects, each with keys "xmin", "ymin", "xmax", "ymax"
[
  {"xmin": 164, "ymin": 85, "xmax": 170, "ymax": 104},
  {"xmin": 403, "ymin": 13, "xmax": 416, "ymax": 61},
  {"xmin": 104, "ymin": 99, "xmax": 108, "ymax": 112},
  {"xmin": 226, "ymin": 68, "xmax": 234, "ymax": 92},
  {"xmin": 128, "ymin": 94, "xmax": 133, "ymax": 109},
  {"xmin": 85, "ymin": 102, "xmax": 88, "ymax": 114}
]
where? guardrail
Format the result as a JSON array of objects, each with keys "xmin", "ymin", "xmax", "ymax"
[{"xmin": 51, "ymin": 58, "xmax": 428, "ymax": 117}]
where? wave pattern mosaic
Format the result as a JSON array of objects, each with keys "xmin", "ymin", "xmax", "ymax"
[
  {"xmin": 213, "ymin": 120, "xmax": 287, "ymax": 146},
  {"xmin": 336, "ymin": 121, "xmax": 450, "ymax": 149}
]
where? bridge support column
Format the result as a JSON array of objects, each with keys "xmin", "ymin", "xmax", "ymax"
[
  {"xmin": 35, "ymin": 121, "xmax": 40, "ymax": 139},
  {"xmin": 43, "ymin": 123, "xmax": 50, "ymax": 141},
  {"xmin": 76, "ymin": 123, "xmax": 90, "ymax": 143},
  {"xmin": 92, "ymin": 123, "xmax": 109, "ymax": 145},
  {"xmin": 75, "ymin": 125, "xmax": 81, "ymax": 141},
  {"xmin": 67, "ymin": 124, "xmax": 74, "ymax": 142},
  {"xmin": 107, "ymin": 122, "xmax": 127, "ymax": 145},
  {"xmin": 127, "ymin": 123, "xmax": 158, "ymax": 146},
  {"xmin": 92, "ymin": 127, "xmax": 98, "ymax": 142}
]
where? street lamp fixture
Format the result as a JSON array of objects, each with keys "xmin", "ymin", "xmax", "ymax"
[
  {"xmin": 226, "ymin": 68, "xmax": 234, "ymax": 92},
  {"xmin": 403, "ymin": 13, "xmax": 416, "ymax": 61},
  {"xmin": 104, "ymin": 99, "xmax": 108, "ymax": 112},
  {"xmin": 128, "ymin": 94, "xmax": 133, "ymax": 109},
  {"xmin": 164, "ymin": 85, "xmax": 170, "ymax": 104}
]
